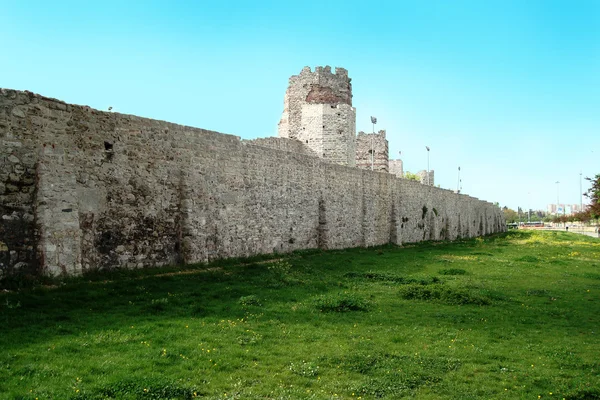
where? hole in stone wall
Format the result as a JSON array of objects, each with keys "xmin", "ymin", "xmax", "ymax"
[
  {"xmin": 104, "ymin": 141, "xmax": 114, "ymax": 161},
  {"xmin": 338, "ymin": 130, "xmax": 343, "ymax": 135},
  {"xmin": 306, "ymin": 140, "xmax": 309, "ymax": 143}
]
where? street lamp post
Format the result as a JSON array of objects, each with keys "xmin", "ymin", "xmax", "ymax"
[
  {"xmin": 580, "ymin": 171, "xmax": 583, "ymax": 232},
  {"xmin": 580, "ymin": 172, "xmax": 583, "ymax": 213},
  {"xmin": 527, "ymin": 192, "xmax": 531, "ymax": 223},
  {"xmin": 457, "ymin": 166, "xmax": 461, "ymax": 193},
  {"xmin": 370, "ymin": 116, "xmax": 377, "ymax": 171},
  {"xmin": 426, "ymin": 146, "xmax": 430, "ymax": 185},
  {"xmin": 555, "ymin": 181, "xmax": 561, "ymax": 226}
]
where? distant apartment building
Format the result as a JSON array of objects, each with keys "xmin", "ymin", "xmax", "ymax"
[{"xmin": 547, "ymin": 204, "xmax": 584, "ymax": 215}]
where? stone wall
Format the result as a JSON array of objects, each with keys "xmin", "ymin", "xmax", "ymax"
[
  {"xmin": 0, "ymin": 89, "xmax": 505, "ymax": 279},
  {"xmin": 356, "ymin": 130, "xmax": 389, "ymax": 172},
  {"xmin": 0, "ymin": 91, "xmax": 39, "ymax": 280},
  {"xmin": 243, "ymin": 137, "xmax": 319, "ymax": 157}
]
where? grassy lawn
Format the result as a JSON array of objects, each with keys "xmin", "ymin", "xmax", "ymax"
[{"xmin": 1, "ymin": 230, "xmax": 599, "ymax": 399}]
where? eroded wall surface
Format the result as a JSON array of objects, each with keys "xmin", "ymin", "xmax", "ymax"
[{"xmin": 0, "ymin": 89, "xmax": 505, "ymax": 278}]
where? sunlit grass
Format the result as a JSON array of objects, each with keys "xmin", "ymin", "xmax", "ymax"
[{"xmin": 1, "ymin": 230, "xmax": 599, "ymax": 399}]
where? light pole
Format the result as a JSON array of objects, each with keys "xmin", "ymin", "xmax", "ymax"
[
  {"xmin": 370, "ymin": 116, "xmax": 377, "ymax": 171},
  {"xmin": 457, "ymin": 166, "xmax": 461, "ymax": 193},
  {"xmin": 555, "ymin": 180, "xmax": 561, "ymax": 226},
  {"xmin": 579, "ymin": 171, "xmax": 583, "ymax": 231},
  {"xmin": 580, "ymin": 171, "xmax": 583, "ymax": 213},
  {"xmin": 527, "ymin": 192, "xmax": 530, "ymax": 223},
  {"xmin": 426, "ymin": 146, "xmax": 430, "ymax": 185}
]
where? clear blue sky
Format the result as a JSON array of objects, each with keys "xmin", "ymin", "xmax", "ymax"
[{"xmin": 2, "ymin": 0, "xmax": 598, "ymax": 212}]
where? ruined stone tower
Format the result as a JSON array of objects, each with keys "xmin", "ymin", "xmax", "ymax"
[
  {"xmin": 389, "ymin": 159, "xmax": 404, "ymax": 178},
  {"xmin": 278, "ymin": 66, "xmax": 356, "ymax": 167},
  {"xmin": 417, "ymin": 170, "xmax": 435, "ymax": 186},
  {"xmin": 355, "ymin": 130, "xmax": 389, "ymax": 172}
]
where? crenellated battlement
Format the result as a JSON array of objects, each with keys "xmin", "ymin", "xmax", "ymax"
[
  {"xmin": 357, "ymin": 129, "xmax": 387, "ymax": 139},
  {"xmin": 297, "ymin": 65, "xmax": 349, "ymax": 78}
]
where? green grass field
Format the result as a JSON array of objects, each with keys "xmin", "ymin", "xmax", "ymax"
[{"xmin": 1, "ymin": 230, "xmax": 599, "ymax": 399}]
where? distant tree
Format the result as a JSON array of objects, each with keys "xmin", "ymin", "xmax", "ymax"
[
  {"xmin": 572, "ymin": 210, "xmax": 591, "ymax": 223},
  {"xmin": 403, "ymin": 171, "xmax": 420, "ymax": 182},
  {"xmin": 528, "ymin": 212, "xmax": 542, "ymax": 222},
  {"xmin": 503, "ymin": 208, "xmax": 518, "ymax": 223},
  {"xmin": 542, "ymin": 215, "xmax": 554, "ymax": 223},
  {"xmin": 535, "ymin": 210, "xmax": 547, "ymax": 218},
  {"xmin": 584, "ymin": 174, "xmax": 600, "ymax": 219}
]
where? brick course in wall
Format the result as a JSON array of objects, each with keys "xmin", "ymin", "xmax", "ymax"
[{"xmin": 0, "ymin": 88, "xmax": 505, "ymax": 279}]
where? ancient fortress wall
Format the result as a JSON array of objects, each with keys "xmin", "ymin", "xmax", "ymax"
[{"xmin": 0, "ymin": 89, "xmax": 505, "ymax": 279}]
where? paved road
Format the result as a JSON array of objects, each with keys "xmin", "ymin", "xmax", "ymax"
[{"xmin": 546, "ymin": 228, "xmax": 600, "ymax": 239}]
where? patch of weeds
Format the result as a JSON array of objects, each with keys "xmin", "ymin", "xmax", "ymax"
[
  {"xmin": 582, "ymin": 272, "xmax": 600, "ymax": 280},
  {"xmin": 516, "ymin": 255, "xmax": 540, "ymax": 262},
  {"xmin": 289, "ymin": 361, "xmax": 319, "ymax": 377},
  {"xmin": 422, "ymin": 205, "xmax": 428, "ymax": 219},
  {"xmin": 355, "ymin": 373, "xmax": 441, "ymax": 398},
  {"xmin": 267, "ymin": 260, "xmax": 292, "ymax": 275},
  {"xmin": 146, "ymin": 297, "xmax": 169, "ymax": 312},
  {"xmin": 313, "ymin": 292, "xmax": 369, "ymax": 312},
  {"xmin": 326, "ymin": 353, "xmax": 381, "ymax": 373},
  {"xmin": 264, "ymin": 259, "xmax": 304, "ymax": 287},
  {"xmin": 344, "ymin": 271, "xmax": 440, "ymax": 285},
  {"xmin": 82, "ymin": 377, "xmax": 201, "ymax": 399},
  {"xmin": 239, "ymin": 295, "xmax": 261, "ymax": 307},
  {"xmin": 2, "ymin": 297, "xmax": 21, "ymax": 310},
  {"xmin": 398, "ymin": 284, "xmax": 491, "ymax": 305},
  {"xmin": 563, "ymin": 388, "xmax": 600, "ymax": 400},
  {"xmin": 338, "ymin": 353, "xmax": 459, "ymax": 398},
  {"xmin": 438, "ymin": 268, "xmax": 467, "ymax": 275},
  {"xmin": 526, "ymin": 289, "xmax": 551, "ymax": 297},
  {"xmin": 237, "ymin": 330, "xmax": 263, "ymax": 346}
]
